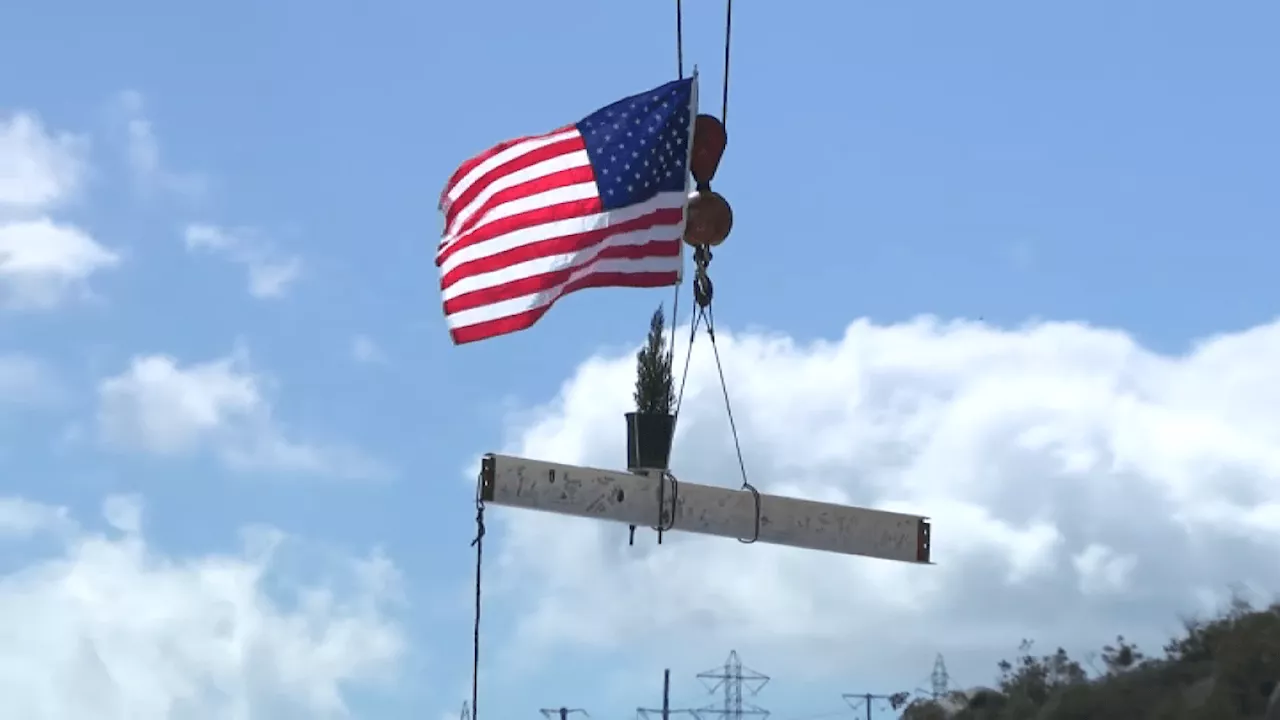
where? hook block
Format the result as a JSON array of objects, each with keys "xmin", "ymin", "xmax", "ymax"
[
  {"xmin": 683, "ymin": 190, "xmax": 733, "ymax": 247},
  {"xmin": 690, "ymin": 114, "xmax": 727, "ymax": 188}
]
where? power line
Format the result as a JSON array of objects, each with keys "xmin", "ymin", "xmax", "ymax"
[
  {"xmin": 640, "ymin": 709, "xmax": 702, "ymax": 720},
  {"xmin": 696, "ymin": 651, "xmax": 770, "ymax": 720},
  {"xmin": 641, "ymin": 711, "xmax": 702, "ymax": 720},
  {"xmin": 841, "ymin": 692, "xmax": 910, "ymax": 720},
  {"xmin": 771, "ymin": 710, "xmax": 851, "ymax": 720},
  {"xmin": 539, "ymin": 708, "xmax": 589, "ymax": 720}
]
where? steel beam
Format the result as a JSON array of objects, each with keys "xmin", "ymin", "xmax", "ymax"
[{"xmin": 479, "ymin": 454, "xmax": 931, "ymax": 563}]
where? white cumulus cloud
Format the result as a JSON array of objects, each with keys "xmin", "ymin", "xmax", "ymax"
[
  {"xmin": 0, "ymin": 494, "xmax": 405, "ymax": 719},
  {"xmin": 490, "ymin": 315, "xmax": 1280, "ymax": 682},
  {"xmin": 97, "ymin": 350, "xmax": 385, "ymax": 480},
  {"xmin": 184, "ymin": 224, "xmax": 302, "ymax": 299},
  {"xmin": 0, "ymin": 219, "xmax": 120, "ymax": 309},
  {"xmin": 0, "ymin": 111, "xmax": 118, "ymax": 310},
  {"xmin": 0, "ymin": 112, "xmax": 87, "ymax": 208}
]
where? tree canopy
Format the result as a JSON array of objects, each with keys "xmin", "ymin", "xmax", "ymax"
[{"xmin": 901, "ymin": 597, "xmax": 1280, "ymax": 720}]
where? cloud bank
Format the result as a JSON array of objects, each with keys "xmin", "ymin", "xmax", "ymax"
[
  {"xmin": 493, "ymin": 315, "xmax": 1280, "ymax": 682},
  {"xmin": 0, "ymin": 495, "xmax": 405, "ymax": 719}
]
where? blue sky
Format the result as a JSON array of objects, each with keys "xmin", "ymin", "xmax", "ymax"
[{"xmin": 3, "ymin": 1, "xmax": 1280, "ymax": 719}]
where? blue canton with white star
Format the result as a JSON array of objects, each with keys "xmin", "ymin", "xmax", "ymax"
[{"xmin": 575, "ymin": 78, "xmax": 693, "ymax": 211}]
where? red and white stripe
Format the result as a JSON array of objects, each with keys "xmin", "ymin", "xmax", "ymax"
[{"xmin": 437, "ymin": 125, "xmax": 689, "ymax": 345}]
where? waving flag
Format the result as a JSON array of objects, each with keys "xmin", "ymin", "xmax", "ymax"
[{"xmin": 437, "ymin": 77, "xmax": 697, "ymax": 345}]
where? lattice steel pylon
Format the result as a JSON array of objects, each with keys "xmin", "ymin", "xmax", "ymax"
[
  {"xmin": 695, "ymin": 651, "xmax": 770, "ymax": 720},
  {"xmin": 930, "ymin": 655, "xmax": 951, "ymax": 700}
]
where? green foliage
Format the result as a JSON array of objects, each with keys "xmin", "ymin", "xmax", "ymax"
[
  {"xmin": 634, "ymin": 306, "xmax": 675, "ymax": 415},
  {"xmin": 900, "ymin": 595, "xmax": 1280, "ymax": 720}
]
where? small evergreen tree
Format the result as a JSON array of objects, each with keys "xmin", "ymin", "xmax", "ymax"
[{"xmin": 633, "ymin": 306, "xmax": 675, "ymax": 415}]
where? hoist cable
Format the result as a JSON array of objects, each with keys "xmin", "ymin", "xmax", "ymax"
[
  {"xmin": 721, "ymin": 0, "xmax": 733, "ymax": 126},
  {"xmin": 676, "ymin": 0, "xmax": 685, "ymax": 80}
]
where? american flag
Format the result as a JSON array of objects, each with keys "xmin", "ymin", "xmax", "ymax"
[{"xmin": 437, "ymin": 77, "xmax": 698, "ymax": 345}]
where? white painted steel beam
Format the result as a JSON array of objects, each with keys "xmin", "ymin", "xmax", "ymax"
[{"xmin": 479, "ymin": 454, "xmax": 932, "ymax": 563}]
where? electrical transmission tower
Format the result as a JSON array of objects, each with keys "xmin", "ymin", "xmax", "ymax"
[
  {"xmin": 540, "ymin": 708, "xmax": 589, "ymax": 720},
  {"xmin": 842, "ymin": 692, "xmax": 910, "ymax": 720},
  {"xmin": 929, "ymin": 655, "xmax": 951, "ymax": 700},
  {"xmin": 695, "ymin": 651, "xmax": 770, "ymax": 720},
  {"xmin": 910, "ymin": 654, "xmax": 953, "ymax": 703},
  {"xmin": 460, "ymin": 702, "xmax": 471, "ymax": 720},
  {"xmin": 638, "ymin": 669, "xmax": 701, "ymax": 720}
]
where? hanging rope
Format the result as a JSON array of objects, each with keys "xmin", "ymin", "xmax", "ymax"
[
  {"xmin": 469, "ymin": 482, "xmax": 486, "ymax": 720},
  {"xmin": 664, "ymin": 0, "xmax": 685, "ymax": 416}
]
